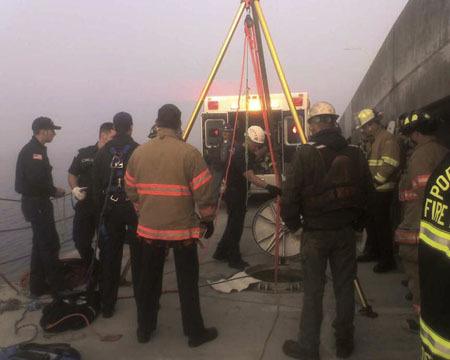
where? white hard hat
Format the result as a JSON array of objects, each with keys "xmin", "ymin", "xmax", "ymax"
[
  {"xmin": 308, "ymin": 101, "xmax": 339, "ymax": 123},
  {"xmin": 247, "ymin": 125, "xmax": 265, "ymax": 144}
]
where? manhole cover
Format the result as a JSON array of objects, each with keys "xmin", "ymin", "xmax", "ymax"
[{"xmin": 246, "ymin": 264, "xmax": 302, "ymax": 293}]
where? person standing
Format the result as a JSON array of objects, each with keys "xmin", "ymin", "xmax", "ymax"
[
  {"xmin": 356, "ymin": 108, "xmax": 401, "ymax": 273},
  {"xmin": 419, "ymin": 151, "xmax": 450, "ymax": 359},
  {"xmin": 395, "ymin": 111, "xmax": 448, "ymax": 331},
  {"xmin": 281, "ymin": 102, "xmax": 372, "ymax": 359},
  {"xmin": 68, "ymin": 122, "xmax": 115, "ymax": 265},
  {"xmin": 213, "ymin": 125, "xmax": 281, "ymax": 270},
  {"xmin": 15, "ymin": 117, "xmax": 66, "ymax": 298},
  {"xmin": 125, "ymin": 104, "xmax": 217, "ymax": 346},
  {"xmin": 92, "ymin": 112, "xmax": 139, "ymax": 318}
]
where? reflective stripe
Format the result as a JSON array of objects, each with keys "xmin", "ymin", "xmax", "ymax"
[
  {"xmin": 420, "ymin": 220, "xmax": 450, "ymax": 258},
  {"xmin": 399, "ymin": 189, "xmax": 419, "ymax": 202},
  {"xmin": 412, "ymin": 174, "xmax": 431, "ymax": 189},
  {"xmin": 376, "ymin": 182, "xmax": 396, "ymax": 191},
  {"xmin": 368, "ymin": 159, "xmax": 383, "ymax": 166},
  {"xmin": 190, "ymin": 168, "xmax": 212, "ymax": 191},
  {"xmin": 374, "ymin": 173, "xmax": 387, "ymax": 183},
  {"xmin": 381, "ymin": 156, "xmax": 399, "ymax": 167},
  {"xmin": 137, "ymin": 224, "xmax": 201, "ymax": 240},
  {"xmin": 420, "ymin": 318, "xmax": 450, "ymax": 359},
  {"xmin": 395, "ymin": 229, "xmax": 419, "ymax": 244},
  {"xmin": 125, "ymin": 171, "xmax": 136, "ymax": 187},
  {"xmin": 135, "ymin": 183, "xmax": 191, "ymax": 197}
]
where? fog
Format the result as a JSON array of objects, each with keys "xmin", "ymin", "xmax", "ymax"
[{"xmin": 0, "ymin": 0, "xmax": 407, "ymax": 196}]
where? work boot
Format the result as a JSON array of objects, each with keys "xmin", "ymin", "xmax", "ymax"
[
  {"xmin": 356, "ymin": 253, "xmax": 378, "ymax": 263},
  {"xmin": 137, "ymin": 328, "xmax": 153, "ymax": 343},
  {"xmin": 373, "ymin": 261, "xmax": 396, "ymax": 273},
  {"xmin": 336, "ymin": 339, "xmax": 354, "ymax": 359},
  {"xmin": 228, "ymin": 258, "xmax": 249, "ymax": 271},
  {"xmin": 282, "ymin": 340, "xmax": 320, "ymax": 360},
  {"xmin": 102, "ymin": 306, "xmax": 115, "ymax": 319},
  {"xmin": 188, "ymin": 327, "xmax": 218, "ymax": 347},
  {"xmin": 212, "ymin": 249, "xmax": 228, "ymax": 262}
]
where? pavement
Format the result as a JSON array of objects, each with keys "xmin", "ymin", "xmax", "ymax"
[{"xmin": 0, "ymin": 201, "xmax": 420, "ymax": 360}]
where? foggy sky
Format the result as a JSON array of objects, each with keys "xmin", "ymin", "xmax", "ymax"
[{"xmin": 0, "ymin": 0, "xmax": 408, "ymax": 196}]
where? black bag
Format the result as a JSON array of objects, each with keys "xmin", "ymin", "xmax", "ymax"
[
  {"xmin": 40, "ymin": 291, "xmax": 101, "ymax": 333},
  {"xmin": 0, "ymin": 343, "xmax": 81, "ymax": 360}
]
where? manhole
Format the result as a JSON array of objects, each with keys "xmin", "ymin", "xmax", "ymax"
[{"xmin": 246, "ymin": 264, "xmax": 302, "ymax": 293}]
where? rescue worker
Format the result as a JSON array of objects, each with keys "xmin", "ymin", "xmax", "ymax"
[
  {"xmin": 68, "ymin": 122, "xmax": 115, "ymax": 265},
  {"xmin": 212, "ymin": 125, "xmax": 282, "ymax": 270},
  {"xmin": 125, "ymin": 104, "xmax": 218, "ymax": 346},
  {"xmin": 281, "ymin": 102, "xmax": 372, "ymax": 360},
  {"xmin": 395, "ymin": 111, "xmax": 447, "ymax": 332},
  {"xmin": 356, "ymin": 108, "xmax": 401, "ymax": 273},
  {"xmin": 419, "ymin": 152, "xmax": 450, "ymax": 359},
  {"xmin": 92, "ymin": 112, "xmax": 139, "ymax": 318},
  {"xmin": 15, "ymin": 117, "xmax": 65, "ymax": 298}
]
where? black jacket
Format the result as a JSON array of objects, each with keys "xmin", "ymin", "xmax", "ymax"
[
  {"xmin": 15, "ymin": 137, "xmax": 56, "ymax": 198},
  {"xmin": 68, "ymin": 144, "xmax": 98, "ymax": 202},
  {"xmin": 281, "ymin": 127, "xmax": 373, "ymax": 230}
]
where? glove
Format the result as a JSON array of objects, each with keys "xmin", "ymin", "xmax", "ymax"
[
  {"xmin": 265, "ymin": 184, "xmax": 282, "ymax": 197},
  {"xmin": 200, "ymin": 221, "xmax": 214, "ymax": 239},
  {"xmin": 72, "ymin": 186, "xmax": 86, "ymax": 201}
]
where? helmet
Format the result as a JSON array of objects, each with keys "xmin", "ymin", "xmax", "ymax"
[
  {"xmin": 308, "ymin": 101, "xmax": 339, "ymax": 123},
  {"xmin": 247, "ymin": 125, "xmax": 265, "ymax": 144},
  {"xmin": 356, "ymin": 108, "xmax": 382, "ymax": 129},
  {"xmin": 399, "ymin": 110, "xmax": 437, "ymax": 135}
]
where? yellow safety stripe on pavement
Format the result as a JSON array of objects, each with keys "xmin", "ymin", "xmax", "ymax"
[
  {"xmin": 374, "ymin": 173, "xmax": 387, "ymax": 183},
  {"xmin": 420, "ymin": 318, "xmax": 450, "ymax": 359},
  {"xmin": 368, "ymin": 159, "xmax": 383, "ymax": 166},
  {"xmin": 419, "ymin": 220, "xmax": 450, "ymax": 258},
  {"xmin": 381, "ymin": 156, "xmax": 399, "ymax": 167}
]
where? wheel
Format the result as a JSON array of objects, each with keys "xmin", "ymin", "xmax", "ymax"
[{"xmin": 252, "ymin": 199, "xmax": 301, "ymax": 258}]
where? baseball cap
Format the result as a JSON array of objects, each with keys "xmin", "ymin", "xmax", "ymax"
[{"xmin": 32, "ymin": 117, "xmax": 61, "ymax": 131}]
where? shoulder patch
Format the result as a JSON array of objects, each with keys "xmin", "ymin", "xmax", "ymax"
[{"xmin": 33, "ymin": 154, "xmax": 43, "ymax": 160}]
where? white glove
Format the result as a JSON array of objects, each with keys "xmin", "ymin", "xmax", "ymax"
[{"xmin": 72, "ymin": 186, "xmax": 87, "ymax": 201}]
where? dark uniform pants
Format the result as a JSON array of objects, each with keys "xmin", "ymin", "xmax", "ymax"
[
  {"xmin": 73, "ymin": 200, "xmax": 97, "ymax": 265},
  {"xmin": 132, "ymin": 239, "xmax": 205, "ymax": 337},
  {"xmin": 21, "ymin": 197, "xmax": 62, "ymax": 297},
  {"xmin": 365, "ymin": 191, "xmax": 395, "ymax": 264},
  {"xmin": 216, "ymin": 194, "xmax": 247, "ymax": 261},
  {"xmin": 299, "ymin": 227, "xmax": 356, "ymax": 352},
  {"xmin": 99, "ymin": 201, "xmax": 137, "ymax": 312}
]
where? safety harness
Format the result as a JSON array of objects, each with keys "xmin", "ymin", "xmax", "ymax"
[{"xmin": 107, "ymin": 145, "xmax": 131, "ymax": 203}]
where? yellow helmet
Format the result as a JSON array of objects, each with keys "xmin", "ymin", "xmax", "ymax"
[
  {"xmin": 356, "ymin": 108, "xmax": 382, "ymax": 129},
  {"xmin": 308, "ymin": 101, "xmax": 339, "ymax": 123}
]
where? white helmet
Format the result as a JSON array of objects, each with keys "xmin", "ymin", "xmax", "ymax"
[{"xmin": 247, "ymin": 125, "xmax": 265, "ymax": 144}]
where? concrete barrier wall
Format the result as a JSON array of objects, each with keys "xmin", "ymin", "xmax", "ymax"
[{"xmin": 340, "ymin": 0, "xmax": 450, "ymax": 138}]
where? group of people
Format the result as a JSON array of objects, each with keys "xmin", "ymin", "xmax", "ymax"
[{"xmin": 14, "ymin": 100, "xmax": 450, "ymax": 359}]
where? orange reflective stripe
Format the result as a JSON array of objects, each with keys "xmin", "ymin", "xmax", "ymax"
[
  {"xmin": 190, "ymin": 169, "xmax": 212, "ymax": 191},
  {"xmin": 412, "ymin": 174, "xmax": 431, "ymax": 189},
  {"xmin": 135, "ymin": 183, "xmax": 191, "ymax": 197},
  {"xmin": 125, "ymin": 171, "xmax": 136, "ymax": 186},
  {"xmin": 399, "ymin": 189, "xmax": 419, "ymax": 202},
  {"xmin": 137, "ymin": 224, "xmax": 201, "ymax": 240},
  {"xmin": 395, "ymin": 229, "xmax": 419, "ymax": 244}
]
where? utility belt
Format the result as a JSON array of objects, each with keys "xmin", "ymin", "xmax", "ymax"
[{"xmin": 141, "ymin": 238, "xmax": 198, "ymax": 248}]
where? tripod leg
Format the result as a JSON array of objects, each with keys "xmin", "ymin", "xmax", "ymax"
[
  {"xmin": 183, "ymin": 2, "xmax": 246, "ymax": 141},
  {"xmin": 252, "ymin": 0, "xmax": 307, "ymax": 144},
  {"xmin": 354, "ymin": 277, "xmax": 378, "ymax": 318}
]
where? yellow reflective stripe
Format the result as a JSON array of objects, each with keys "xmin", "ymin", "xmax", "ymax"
[
  {"xmin": 374, "ymin": 173, "xmax": 387, "ymax": 183},
  {"xmin": 420, "ymin": 318, "xmax": 450, "ymax": 359},
  {"xmin": 382, "ymin": 156, "xmax": 399, "ymax": 167},
  {"xmin": 419, "ymin": 220, "xmax": 450, "ymax": 258},
  {"xmin": 368, "ymin": 159, "xmax": 383, "ymax": 166},
  {"xmin": 375, "ymin": 182, "xmax": 396, "ymax": 191}
]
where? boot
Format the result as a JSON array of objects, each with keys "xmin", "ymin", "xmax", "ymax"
[
  {"xmin": 188, "ymin": 327, "xmax": 218, "ymax": 348},
  {"xmin": 282, "ymin": 340, "xmax": 320, "ymax": 360},
  {"xmin": 336, "ymin": 339, "xmax": 354, "ymax": 358},
  {"xmin": 137, "ymin": 328, "xmax": 153, "ymax": 343}
]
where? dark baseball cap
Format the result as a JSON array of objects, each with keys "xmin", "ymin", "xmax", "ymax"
[
  {"xmin": 155, "ymin": 104, "xmax": 181, "ymax": 130},
  {"xmin": 32, "ymin": 117, "xmax": 61, "ymax": 131}
]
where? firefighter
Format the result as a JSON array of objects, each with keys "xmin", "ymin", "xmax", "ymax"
[
  {"xmin": 92, "ymin": 112, "xmax": 139, "ymax": 318},
  {"xmin": 419, "ymin": 152, "xmax": 450, "ymax": 359},
  {"xmin": 212, "ymin": 125, "xmax": 282, "ymax": 270},
  {"xmin": 281, "ymin": 102, "xmax": 372, "ymax": 360},
  {"xmin": 15, "ymin": 117, "xmax": 66, "ymax": 298},
  {"xmin": 356, "ymin": 108, "xmax": 401, "ymax": 273},
  {"xmin": 395, "ymin": 111, "xmax": 448, "ymax": 332},
  {"xmin": 68, "ymin": 122, "xmax": 115, "ymax": 265},
  {"xmin": 125, "ymin": 104, "xmax": 218, "ymax": 346}
]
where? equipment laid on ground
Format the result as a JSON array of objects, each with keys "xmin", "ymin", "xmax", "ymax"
[{"xmin": 0, "ymin": 343, "xmax": 81, "ymax": 360}]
